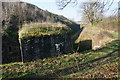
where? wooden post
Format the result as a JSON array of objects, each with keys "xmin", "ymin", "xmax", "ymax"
[{"xmin": 19, "ymin": 39, "xmax": 24, "ymax": 63}]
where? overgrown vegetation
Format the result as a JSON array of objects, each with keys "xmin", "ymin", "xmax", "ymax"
[
  {"xmin": 1, "ymin": 1, "xmax": 119, "ymax": 79},
  {"xmin": 95, "ymin": 21, "xmax": 120, "ymax": 32},
  {"xmin": 19, "ymin": 23, "xmax": 71, "ymax": 39},
  {"xmin": 1, "ymin": 40, "xmax": 119, "ymax": 79}
]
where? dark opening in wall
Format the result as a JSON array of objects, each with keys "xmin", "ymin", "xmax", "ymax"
[
  {"xmin": 78, "ymin": 40, "xmax": 92, "ymax": 52},
  {"xmin": 8, "ymin": 46, "xmax": 12, "ymax": 52}
]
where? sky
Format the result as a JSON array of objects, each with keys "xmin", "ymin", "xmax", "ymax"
[{"xmin": 20, "ymin": 0, "xmax": 119, "ymax": 21}]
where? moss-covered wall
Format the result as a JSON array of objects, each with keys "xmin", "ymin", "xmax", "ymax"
[{"xmin": 20, "ymin": 34, "xmax": 72, "ymax": 62}]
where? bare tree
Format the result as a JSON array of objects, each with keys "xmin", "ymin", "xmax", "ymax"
[
  {"xmin": 80, "ymin": 0, "xmax": 115, "ymax": 24},
  {"xmin": 56, "ymin": 0, "xmax": 77, "ymax": 10},
  {"xmin": 56, "ymin": 0, "xmax": 114, "ymax": 10},
  {"xmin": 80, "ymin": 1, "xmax": 104, "ymax": 24},
  {"xmin": 56, "ymin": 0, "xmax": 114, "ymax": 24}
]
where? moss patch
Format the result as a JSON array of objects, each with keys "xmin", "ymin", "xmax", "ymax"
[{"xmin": 19, "ymin": 23, "xmax": 71, "ymax": 39}]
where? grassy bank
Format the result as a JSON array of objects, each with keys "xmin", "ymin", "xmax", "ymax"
[
  {"xmin": 1, "ymin": 40, "xmax": 119, "ymax": 79},
  {"xmin": 19, "ymin": 23, "xmax": 71, "ymax": 39}
]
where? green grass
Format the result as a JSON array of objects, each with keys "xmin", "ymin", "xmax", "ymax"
[
  {"xmin": 109, "ymin": 21, "xmax": 120, "ymax": 24},
  {"xmin": 1, "ymin": 40, "xmax": 119, "ymax": 79},
  {"xmin": 19, "ymin": 23, "xmax": 71, "ymax": 39}
]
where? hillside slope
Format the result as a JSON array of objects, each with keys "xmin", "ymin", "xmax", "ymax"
[
  {"xmin": 1, "ymin": 40, "xmax": 119, "ymax": 79},
  {"xmin": 2, "ymin": 2, "xmax": 80, "ymax": 33},
  {"xmin": 73, "ymin": 20, "xmax": 119, "ymax": 51},
  {"xmin": 95, "ymin": 21, "xmax": 120, "ymax": 32}
]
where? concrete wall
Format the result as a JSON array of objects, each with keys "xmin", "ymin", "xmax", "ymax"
[
  {"xmin": 20, "ymin": 34, "xmax": 72, "ymax": 62},
  {"xmin": 2, "ymin": 36, "xmax": 21, "ymax": 64}
]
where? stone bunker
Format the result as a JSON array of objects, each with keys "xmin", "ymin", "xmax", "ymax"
[
  {"xmin": 75, "ymin": 27, "xmax": 113, "ymax": 50},
  {"xmin": 19, "ymin": 23, "xmax": 72, "ymax": 62}
]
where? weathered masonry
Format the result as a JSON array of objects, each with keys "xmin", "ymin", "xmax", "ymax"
[{"xmin": 19, "ymin": 23, "xmax": 72, "ymax": 62}]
